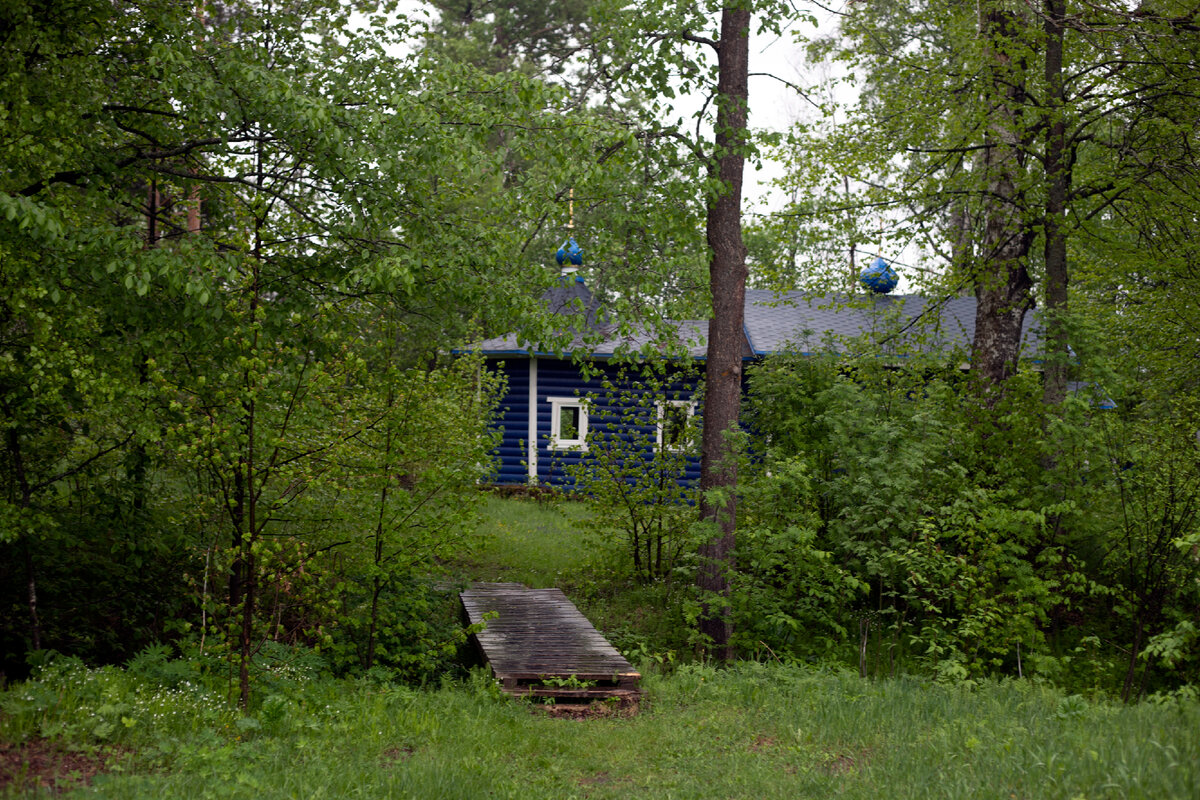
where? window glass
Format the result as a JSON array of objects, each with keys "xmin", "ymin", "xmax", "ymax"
[
  {"xmin": 559, "ymin": 405, "xmax": 579, "ymax": 441},
  {"xmin": 658, "ymin": 400, "xmax": 694, "ymax": 451}
]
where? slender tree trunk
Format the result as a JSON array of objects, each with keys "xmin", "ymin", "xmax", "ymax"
[
  {"xmin": 367, "ymin": 554, "xmax": 384, "ymax": 670},
  {"xmin": 238, "ymin": 400, "xmax": 256, "ymax": 709},
  {"xmin": 229, "ymin": 463, "xmax": 246, "ymax": 607},
  {"xmin": 146, "ymin": 179, "xmax": 158, "ymax": 247},
  {"xmin": 237, "ymin": 154, "xmax": 266, "ymax": 708},
  {"xmin": 7, "ymin": 426, "xmax": 42, "ymax": 650},
  {"xmin": 971, "ymin": 1, "xmax": 1035, "ymax": 400},
  {"xmin": 366, "ymin": 489, "xmax": 388, "ymax": 669},
  {"xmin": 1122, "ymin": 618, "xmax": 1143, "ymax": 703},
  {"xmin": 948, "ymin": 200, "xmax": 973, "ymax": 292},
  {"xmin": 697, "ymin": 3, "xmax": 750, "ymax": 661},
  {"xmin": 844, "ymin": 176, "xmax": 856, "ymax": 291},
  {"xmin": 367, "ymin": 386, "xmax": 396, "ymax": 671},
  {"xmin": 632, "ymin": 527, "xmax": 642, "ymax": 575},
  {"xmin": 133, "ymin": 182, "xmax": 159, "ymax": 516},
  {"xmin": 24, "ymin": 543, "xmax": 41, "ymax": 651},
  {"xmin": 1042, "ymin": 0, "xmax": 1070, "ymax": 408}
]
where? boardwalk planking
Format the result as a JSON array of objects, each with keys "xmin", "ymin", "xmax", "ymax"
[{"xmin": 461, "ymin": 583, "xmax": 641, "ymax": 701}]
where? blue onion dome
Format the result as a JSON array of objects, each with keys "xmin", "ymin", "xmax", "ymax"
[
  {"xmin": 556, "ymin": 237, "xmax": 583, "ymax": 267},
  {"xmin": 860, "ymin": 256, "xmax": 898, "ymax": 294}
]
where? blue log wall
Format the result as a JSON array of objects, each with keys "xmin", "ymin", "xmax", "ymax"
[
  {"xmin": 487, "ymin": 357, "xmax": 702, "ymax": 488},
  {"xmin": 490, "ymin": 358, "xmax": 531, "ymax": 485}
]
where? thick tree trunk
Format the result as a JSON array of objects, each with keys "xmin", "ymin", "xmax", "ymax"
[
  {"xmin": 1042, "ymin": 0, "xmax": 1070, "ymax": 408},
  {"xmin": 972, "ymin": 237, "xmax": 1033, "ymax": 390},
  {"xmin": 697, "ymin": 3, "xmax": 750, "ymax": 661},
  {"xmin": 971, "ymin": 2, "xmax": 1034, "ymax": 400}
]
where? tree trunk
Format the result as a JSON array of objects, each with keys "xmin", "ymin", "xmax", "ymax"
[
  {"xmin": 24, "ymin": 542, "xmax": 41, "ymax": 652},
  {"xmin": 971, "ymin": 2, "xmax": 1034, "ymax": 400},
  {"xmin": 7, "ymin": 426, "xmax": 42, "ymax": 651},
  {"xmin": 237, "ymin": 180, "xmax": 265, "ymax": 709},
  {"xmin": 948, "ymin": 200, "xmax": 973, "ymax": 292},
  {"xmin": 697, "ymin": 3, "xmax": 750, "ymax": 661},
  {"xmin": 1122, "ymin": 617, "xmax": 1143, "ymax": 703},
  {"xmin": 366, "ymin": 460, "xmax": 390, "ymax": 671},
  {"xmin": 1041, "ymin": 0, "xmax": 1070, "ymax": 408}
]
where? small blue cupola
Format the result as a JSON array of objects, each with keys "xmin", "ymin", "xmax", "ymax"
[
  {"xmin": 544, "ymin": 233, "xmax": 608, "ymax": 331},
  {"xmin": 556, "ymin": 236, "xmax": 583, "ymax": 267},
  {"xmin": 860, "ymin": 256, "xmax": 899, "ymax": 294}
]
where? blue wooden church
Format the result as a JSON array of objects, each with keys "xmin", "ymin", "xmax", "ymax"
[{"xmin": 471, "ymin": 248, "xmax": 1042, "ymax": 487}]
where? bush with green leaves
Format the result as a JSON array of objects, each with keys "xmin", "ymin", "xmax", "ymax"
[
  {"xmin": 308, "ymin": 357, "xmax": 505, "ymax": 682},
  {"xmin": 741, "ymin": 349, "xmax": 1178, "ymax": 691},
  {"xmin": 563, "ymin": 365, "xmax": 701, "ymax": 583},
  {"xmin": 1093, "ymin": 402, "xmax": 1200, "ymax": 700},
  {"xmin": 734, "ymin": 454, "xmax": 869, "ymax": 662}
]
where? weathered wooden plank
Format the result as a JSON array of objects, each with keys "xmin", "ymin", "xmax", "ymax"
[{"xmin": 461, "ymin": 582, "xmax": 641, "ymax": 702}]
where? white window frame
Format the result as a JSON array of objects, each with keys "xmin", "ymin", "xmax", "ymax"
[
  {"xmin": 657, "ymin": 399, "xmax": 695, "ymax": 452},
  {"xmin": 547, "ymin": 396, "xmax": 588, "ymax": 451}
]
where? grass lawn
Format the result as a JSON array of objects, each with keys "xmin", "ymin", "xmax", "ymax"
[
  {"xmin": 2, "ymin": 659, "xmax": 1197, "ymax": 799},
  {"xmin": 456, "ymin": 494, "xmax": 596, "ymax": 588}
]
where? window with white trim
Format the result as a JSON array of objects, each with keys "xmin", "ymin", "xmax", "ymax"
[
  {"xmin": 657, "ymin": 400, "xmax": 695, "ymax": 452},
  {"xmin": 548, "ymin": 397, "xmax": 588, "ymax": 450}
]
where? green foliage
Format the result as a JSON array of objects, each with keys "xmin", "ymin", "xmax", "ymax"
[
  {"xmin": 1095, "ymin": 408, "xmax": 1200, "ymax": 700},
  {"xmin": 325, "ymin": 577, "xmax": 471, "ymax": 684},
  {"xmin": 882, "ymin": 498, "xmax": 1062, "ymax": 682},
  {"xmin": 0, "ymin": 0, "xmax": 706, "ymax": 689},
  {"xmin": 563, "ymin": 366, "xmax": 700, "ymax": 582},
  {"xmin": 734, "ymin": 455, "xmax": 868, "ymax": 662},
  {"xmin": 1, "ymin": 652, "xmax": 236, "ymax": 748},
  {"xmin": 741, "ymin": 346, "xmax": 1200, "ymax": 695}
]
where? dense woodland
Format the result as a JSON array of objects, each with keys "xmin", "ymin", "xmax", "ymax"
[{"xmin": 2, "ymin": 0, "xmax": 1199, "ymax": 707}]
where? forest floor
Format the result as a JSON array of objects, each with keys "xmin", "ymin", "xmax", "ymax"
[{"xmin": 0, "ymin": 739, "xmax": 115, "ymax": 795}]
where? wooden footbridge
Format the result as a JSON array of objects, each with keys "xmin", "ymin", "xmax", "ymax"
[{"xmin": 461, "ymin": 583, "xmax": 642, "ymax": 704}]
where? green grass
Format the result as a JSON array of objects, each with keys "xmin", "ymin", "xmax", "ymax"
[
  {"xmin": 456, "ymin": 494, "xmax": 595, "ymax": 588},
  {"xmin": 3, "ymin": 659, "xmax": 1198, "ymax": 799}
]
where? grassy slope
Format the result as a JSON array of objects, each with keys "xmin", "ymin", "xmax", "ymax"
[{"xmin": 456, "ymin": 495, "xmax": 596, "ymax": 588}]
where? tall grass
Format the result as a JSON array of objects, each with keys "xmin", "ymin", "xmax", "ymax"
[{"xmin": 3, "ymin": 658, "xmax": 1197, "ymax": 799}]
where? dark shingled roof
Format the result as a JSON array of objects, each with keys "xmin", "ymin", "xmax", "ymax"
[
  {"xmin": 743, "ymin": 290, "xmax": 1042, "ymax": 357},
  {"xmin": 474, "ymin": 319, "xmax": 713, "ymax": 359},
  {"xmin": 472, "ymin": 281, "xmax": 1043, "ymax": 361},
  {"xmin": 474, "ymin": 278, "xmax": 715, "ymax": 358}
]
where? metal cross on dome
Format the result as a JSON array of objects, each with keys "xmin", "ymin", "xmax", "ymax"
[{"xmin": 556, "ymin": 188, "xmax": 583, "ymax": 267}]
